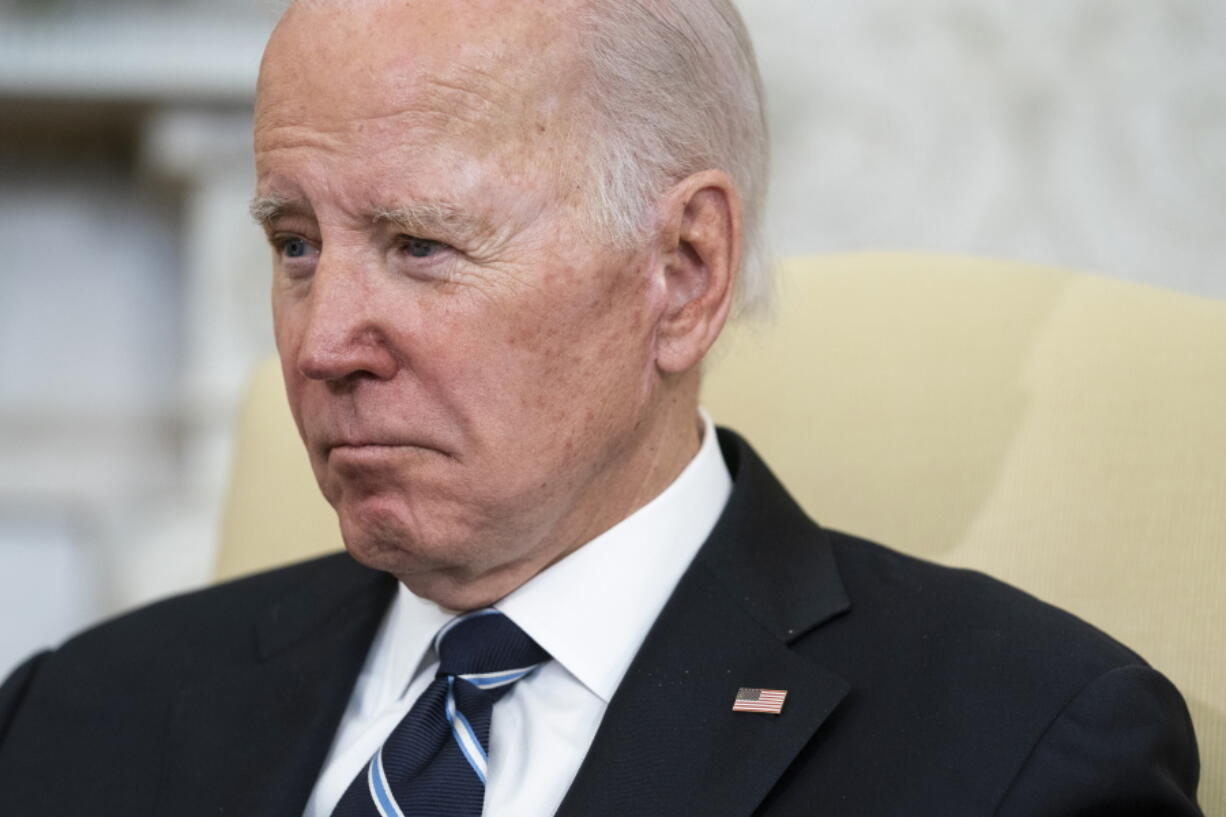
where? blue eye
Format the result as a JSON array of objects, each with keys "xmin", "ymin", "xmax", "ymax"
[
  {"xmin": 403, "ymin": 237, "xmax": 439, "ymax": 258},
  {"xmin": 283, "ymin": 237, "xmax": 311, "ymax": 258}
]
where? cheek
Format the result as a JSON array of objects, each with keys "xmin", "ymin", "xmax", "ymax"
[
  {"xmin": 270, "ymin": 301, "xmax": 330, "ymax": 476},
  {"xmin": 271, "ymin": 308, "xmax": 304, "ymax": 405},
  {"xmin": 271, "ymin": 292, "xmax": 301, "ymax": 367},
  {"xmin": 486, "ymin": 266, "xmax": 655, "ymax": 429}
]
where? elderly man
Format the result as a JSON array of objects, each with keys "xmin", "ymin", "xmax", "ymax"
[{"xmin": 0, "ymin": 0, "xmax": 1203, "ymax": 815}]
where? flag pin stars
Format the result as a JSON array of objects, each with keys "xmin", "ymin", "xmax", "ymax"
[{"xmin": 732, "ymin": 687, "xmax": 788, "ymax": 714}]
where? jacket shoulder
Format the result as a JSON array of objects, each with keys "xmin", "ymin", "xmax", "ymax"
[
  {"xmin": 43, "ymin": 552, "xmax": 371, "ymax": 684},
  {"xmin": 772, "ymin": 530, "xmax": 1198, "ymax": 812},
  {"xmin": 822, "ymin": 529, "xmax": 1144, "ymax": 679}
]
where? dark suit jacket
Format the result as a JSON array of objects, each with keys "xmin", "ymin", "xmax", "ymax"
[{"xmin": 0, "ymin": 431, "xmax": 1202, "ymax": 815}]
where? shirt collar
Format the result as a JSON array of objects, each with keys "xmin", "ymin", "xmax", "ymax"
[
  {"xmin": 369, "ymin": 584, "xmax": 456, "ymax": 708},
  {"xmin": 496, "ymin": 409, "xmax": 731, "ymax": 702},
  {"xmin": 375, "ymin": 409, "xmax": 732, "ymax": 706}
]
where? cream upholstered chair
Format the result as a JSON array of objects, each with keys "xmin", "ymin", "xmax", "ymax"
[{"xmin": 216, "ymin": 253, "xmax": 1225, "ymax": 807}]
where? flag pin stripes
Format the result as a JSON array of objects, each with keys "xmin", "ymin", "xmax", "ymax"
[{"xmin": 732, "ymin": 687, "xmax": 788, "ymax": 714}]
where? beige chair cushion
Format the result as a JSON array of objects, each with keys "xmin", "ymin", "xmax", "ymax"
[
  {"xmin": 217, "ymin": 252, "xmax": 1224, "ymax": 806},
  {"xmin": 216, "ymin": 358, "xmax": 342, "ymax": 578}
]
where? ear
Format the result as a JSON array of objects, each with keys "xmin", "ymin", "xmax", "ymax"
[{"xmin": 653, "ymin": 169, "xmax": 742, "ymax": 374}]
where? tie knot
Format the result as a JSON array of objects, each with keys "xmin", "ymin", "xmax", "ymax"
[{"xmin": 433, "ymin": 609, "xmax": 549, "ymax": 692}]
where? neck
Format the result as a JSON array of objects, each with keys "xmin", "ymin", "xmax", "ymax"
[{"xmin": 401, "ymin": 374, "xmax": 704, "ymax": 610}]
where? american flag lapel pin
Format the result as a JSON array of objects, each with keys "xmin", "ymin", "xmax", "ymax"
[{"xmin": 732, "ymin": 687, "xmax": 788, "ymax": 714}]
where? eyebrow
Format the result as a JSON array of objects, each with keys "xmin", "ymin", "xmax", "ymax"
[
  {"xmin": 248, "ymin": 195, "xmax": 492, "ymax": 242},
  {"xmin": 370, "ymin": 202, "xmax": 493, "ymax": 242},
  {"xmin": 249, "ymin": 194, "xmax": 302, "ymax": 227}
]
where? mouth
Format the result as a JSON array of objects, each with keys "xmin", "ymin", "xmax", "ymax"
[
  {"xmin": 326, "ymin": 442, "xmax": 413, "ymax": 465},
  {"xmin": 331, "ymin": 441, "xmax": 401, "ymax": 451},
  {"xmin": 326, "ymin": 440, "xmax": 453, "ymax": 464},
  {"xmin": 329, "ymin": 441, "xmax": 414, "ymax": 453}
]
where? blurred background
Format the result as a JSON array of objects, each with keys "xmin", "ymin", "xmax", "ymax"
[{"xmin": 1, "ymin": 0, "xmax": 1224, "ymax": 674}]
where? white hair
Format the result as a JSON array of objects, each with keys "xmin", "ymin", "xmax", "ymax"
[
  {"xmin": 578, "ymin": 0, "xmax": 772, "ymax": 318},
  {"xmin": 274, "ymin": 0, "xmax": 773, "ymax": 316}
]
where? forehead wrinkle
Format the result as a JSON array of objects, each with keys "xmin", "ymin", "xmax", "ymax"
[
  {"xmin": 414, "ymin": 64, "xmax": 511, "ymax": 125},
  {"xmin": 350, "ymin": 70, "xmax": 549, "ymax": 154},
  {"xmin": 255, "ymin": 118, "xmax": 350, "ymax": 148},
  {"xmin": 258, "ymin": 103, "xmax": 511, "ymax": 164}
]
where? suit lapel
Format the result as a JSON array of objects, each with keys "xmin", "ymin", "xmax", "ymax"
[
  {"xmin": 157, "ymin": 556, "xmax": 395, "ymax": 817},
  {"xmin": 557, "ymin": 430, "xmax": 852, "ymax": 817}
]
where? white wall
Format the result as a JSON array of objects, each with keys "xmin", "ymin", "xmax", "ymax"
[{"xmin": 746, "ymin": 0, "xmax": 1226, "ymax": 298}]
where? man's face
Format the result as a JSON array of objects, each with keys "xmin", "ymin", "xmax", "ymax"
[{"xmin": 254, "ymin": 1, "xmax": 670, "ymax": 605}]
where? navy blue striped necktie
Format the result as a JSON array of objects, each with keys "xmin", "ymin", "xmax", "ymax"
[{"xmin": 331, "ymin": 609, "xmax": 550, "ymax": 817}]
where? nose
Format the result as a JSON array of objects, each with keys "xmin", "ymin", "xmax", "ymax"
[{"xmin": 290, "ymin": 255, "xmax": 399, "ymax": 384}]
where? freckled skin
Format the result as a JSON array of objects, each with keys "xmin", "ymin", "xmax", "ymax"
[{"xmin": 255, "ymin": 0, "xmax": 732, "ymax": 610}]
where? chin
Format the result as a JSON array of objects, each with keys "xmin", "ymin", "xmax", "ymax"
[
  {"xmin": 341, "ymin": 534, "xmax": 506, "ymax": 611},
  {"xmin": 336, "ymin": 499, "xmax": 475, "ymax": 577},
  {"xmin": 336, "ymin": 504, "xmax": 536, "ymax": 610},
  {"xmin": 340, "ymin": 505, "xmax": 436, "ymax": 568}
]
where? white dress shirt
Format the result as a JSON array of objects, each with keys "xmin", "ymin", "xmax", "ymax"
[{"xmin": 303, "ymin": 412, "xmax": 732, "ymax": 817}]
